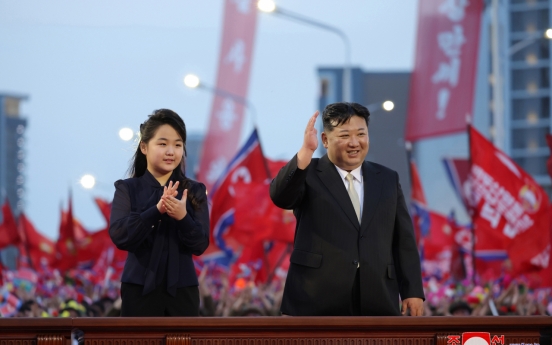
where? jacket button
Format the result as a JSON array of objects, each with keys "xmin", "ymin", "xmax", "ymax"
[{"xmin": 352, "ymin": 260, "xmax": 359, "ymax": 267}]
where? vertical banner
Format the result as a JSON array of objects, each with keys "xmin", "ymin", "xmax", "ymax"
[
  {"xmin": 406, "ymin": 0, "xmax": 483, "ymax": 141},
  {"xmin": 197, "ymin": 0, "xmax": 258, "ymax": 191}
]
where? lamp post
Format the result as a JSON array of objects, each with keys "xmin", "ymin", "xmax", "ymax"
[
  {"xmin": 79, "ymin": 174, "xmax": 96, "ymax": 189},
  {"xmin": 257, "ymin": 0, "xmax": 352, "ymax": 102},
  {"xmin": 118, "ymin": 127, "xmax": 135, "ymax": 141},
  {"xmin": 367, "ymin": 100, "xmax": 395, "ymax": 113},
  {"xmin": 184, "ymin": 74, "xmax": 258, "ymax": 123}
]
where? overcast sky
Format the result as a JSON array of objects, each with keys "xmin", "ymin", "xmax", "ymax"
[{"xmin": 0, "ymin": 0, "xmax": 419, "ymax": 240}]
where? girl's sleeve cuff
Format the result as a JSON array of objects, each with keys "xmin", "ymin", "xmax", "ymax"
[{"xmin": 140, "ymin": 205, "xmax": 162, "ymax": 229}]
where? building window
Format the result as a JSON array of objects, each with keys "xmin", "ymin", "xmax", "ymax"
[
  {"xmin": 320, "ymin": 78, "xmax": 330, "ymax": 98},
  {"xmin": 514, "ymin": 156, "xmax": 548, "ymax": 175},
  {"xmin": 512, "ymin": 97, "xmax": 550, "ymax": 120},
  {"xmin": 511, "ymin": 67, "xmax": 549, "ymax": 91},
  {"xmin": 510, "ymin": 0, "xmax": 547, "ymax": 4},
  {"xmin": 3, "ymin": 98, "xmax": 20, "ymax": 117},
  {"xmin": 510, "ymin": 9, "xmax": 549, "ymax": 32},
  {"xmin": 510, "ymin": 39, "xmax": 549, "ymax": 62},
  {"xmin": 511, "ymin": 126, "xmax": 550, "ymax": 149}
]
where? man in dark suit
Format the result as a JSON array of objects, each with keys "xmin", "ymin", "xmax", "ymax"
[{"xmin": 270, "ymin": 102, "xmax": 424, "ymax": 316}]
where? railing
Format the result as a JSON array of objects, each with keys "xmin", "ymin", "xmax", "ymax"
[{"xmin": 0, "ymin": 317, "xmax": 551, "ymax": 345}]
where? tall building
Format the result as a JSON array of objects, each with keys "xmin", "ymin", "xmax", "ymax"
[
  {"xmin": 185, "ymin": 132, "xmax": 204, "ymax": 181},
  {"xmin": 503, "ymin": 0, "xmax": 551, "ymax": 192},
  {"xmin": 0, "ymin": 93, "xmax": 28, "ymax": 216},
  {"xmin": 317, "ymin": 67, "xmax": 412, "ymax": 200}
]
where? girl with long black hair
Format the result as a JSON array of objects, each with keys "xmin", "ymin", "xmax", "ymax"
[{"xmin": 109, "ymin": 109, "xmax": 209, "ymax": 316}]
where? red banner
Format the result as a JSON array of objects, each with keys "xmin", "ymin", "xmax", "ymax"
[
  {"xmin": 469, "ymin": 126, "xmax": 551, "ymax": 275},
  {"xmin": 406, "ymin": 0, "xmax": 483, "ymax": 141},
  {"xmin": 197, "ymin": 0, "xmax": 258, "ymax": 191}
]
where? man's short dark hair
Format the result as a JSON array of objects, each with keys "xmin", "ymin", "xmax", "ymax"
[{"xmin": 322, "ymin": 102, "xmax": 370, "ymax": 132}]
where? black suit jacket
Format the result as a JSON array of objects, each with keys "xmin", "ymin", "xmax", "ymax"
[{"xmin": 270, "ymin": 154, "xmax": 424, "ymax": 316}]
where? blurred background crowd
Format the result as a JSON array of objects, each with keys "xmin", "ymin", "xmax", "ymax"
[{"xmin": 2, "ymin": 264, "xmax": 551, "ymax": 317}]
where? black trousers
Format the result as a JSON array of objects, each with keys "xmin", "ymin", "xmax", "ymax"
[{"xmin": 120, "ymin": 282, "xmax": 200, "ymax": 316}]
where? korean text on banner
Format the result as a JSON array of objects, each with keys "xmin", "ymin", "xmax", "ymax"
[
  {"xmin": 406, "ymin": 0, "xmax": 483, "ymax": 141},
  {"xmin": 469, "ymin": 126, "xmax": 551, "ymax": 275},
  {"xmin": 197, "ymin": 0, "xmax": 258, "ymax": 191}
]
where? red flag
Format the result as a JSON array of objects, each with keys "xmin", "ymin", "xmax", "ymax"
[
  {"xmin": 53, "ymin": 197, "xmax": 78, "ymax": 271},
  {"xmin": 0, "ymin": 199, "xmax": 20, "ymax": 248},
  {"xmin": 229, "ymin": 158, "xmax": 295, "ymax": 285},
  {"xmin": 232, "ymin": 180, "xmax": 295, "ymax": 245},
  {"xmin": 469, "ymin": 126, "xmax": 551, "ymax": 275},
  {"xmin": 204, "ymin": 130, "xmax": 269, "ymax": 264},
  {"xmin": 74, "ymin": 223, "xmax": 103, "ymax": 268},
  {"xmin": 197, "ymin": 0, "xmax": 258, "ymax": 191},
  {"xmin": 421, "ymin": 211, "xmax": 454, "ymax": 278},
  {"xmin": 406, "ymin": 0, "xmax": 483, "ymax": 141},
  {"xmin": 448, "ymin": 220, "xmax": 505, "ymax": 283},
  {"xmin": 73, "ymin": 218, "xmax": 91, "ymax": 242},
  {"xmin": 228, "ymin": 240, "xmax": 267, "ymax": 286},
  {"xmin": 448, "ymin": 216, "xmax": 467, "ymax": 282},
  {"xmin": 443, "ymin": 158, "xmax": 471, "ymax": 210},
  {"xmin": 0, "ymin": 257, "xmax": 4, "ymax": 285},
  {"xmin": 409, "ymin": 160, "xmax": 431, "ymax": 240},
  {"xmin": 17, "ymin": 213, "xmax": 55, "ymax": 272},
  {"xmin": 228, "ymin": 241, "xmax": 291, "ymax": 286},
  {"xmin": 94, "ymin": 198, "xmax": 111, "ymax": 224},
  {"xmin": 410, "ymin": 160, "xmax": 427, "ymax": 205}
]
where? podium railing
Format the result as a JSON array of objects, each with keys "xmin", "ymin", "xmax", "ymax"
[{"xmin": 0, "ymin": 316, "xmax": 551, "ymax": 345}]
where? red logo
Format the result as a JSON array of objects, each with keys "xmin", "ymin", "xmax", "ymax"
[
  {"xmin": 462, "ymin": 333, "xmax": 491, "ymax": 345},
  {"xmin": 448, "ymin": 333, "xmax": 504, "ymax": 345}
]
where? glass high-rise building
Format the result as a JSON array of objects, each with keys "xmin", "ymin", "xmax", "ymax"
[
  {"xmin": 0, "ymin": 93, "xmax": 28, "ymax": 216},
  {"xmin": 504, "ymin": 0, "xmax": 551, "ymax": 192}
]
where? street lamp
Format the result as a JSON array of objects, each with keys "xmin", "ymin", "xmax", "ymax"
[
  {"xmin": 80, "ymin": 174, "xmax": 96, "ymax": 189},
  {"xmin": 183, "ymin": 74, "xmax": 257, "ymax": 122},
  {"xmin": 367, "ymin": 100, "xmax": 394, "ymax": 113},
  {"xmin": 257, "ymin": 0, "xmax": 352, "ymax": 102},
  {"xmin": 119, "ymin": 127, "xmax": 134, "ymax": 141}
]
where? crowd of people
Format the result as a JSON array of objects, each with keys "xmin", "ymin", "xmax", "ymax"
[{"xmin": 2, "ymin": 264, "xmax": 551, "ymax": 317}]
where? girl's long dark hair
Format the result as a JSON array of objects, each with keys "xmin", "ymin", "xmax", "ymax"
[{"xmin": 128, "ymin": 109, "xmax": 204, "ymax": 209}]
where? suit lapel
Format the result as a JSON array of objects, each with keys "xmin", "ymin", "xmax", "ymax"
[
  {"xmin": 316, "ymin": 155, "xmax": 360, "ymax": 229},
  {"xmin": 360, "ymin": 161, "xmax": 382, "ymax": 235}
]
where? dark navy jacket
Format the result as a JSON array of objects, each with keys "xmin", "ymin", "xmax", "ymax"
[{"xmin": 109, "ymin": 170, "xmax": 209, "ymax": 296}]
